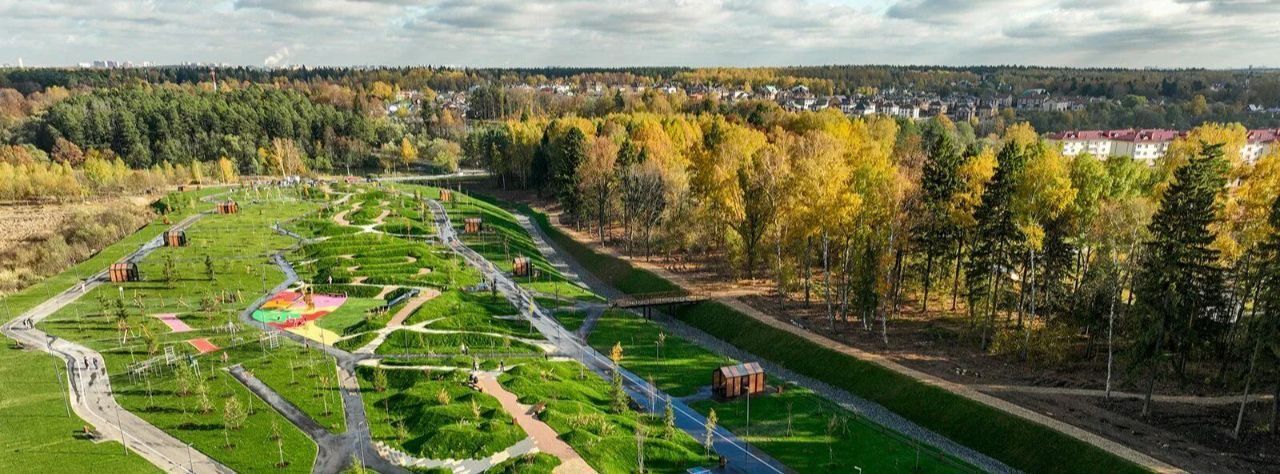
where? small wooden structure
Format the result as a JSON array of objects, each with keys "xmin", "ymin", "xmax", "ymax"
[
  {"xmin": 216, "ymin": 200, "xmax": 239, "ymax": 214},
  {"xmin": 712, "ymin": 362, "xmax": 765, "ymax": 400},
  {"xmin": 512, "ymin": 257, "xmax": 531, "ymax": 277},
  {"xmin": 164, "ymin": 230, "xmax": 188, "ymax": 247},
  {"xmin": 439, "ymin": 189, "xmax": 453, "ymax": 202},
  {"xmin": 464, "ymin": 217, "xmax": 482, "ymax": 234},
  {"xmin": 109, "ymin": 262, "xmax": 139, "ymax": 283}
]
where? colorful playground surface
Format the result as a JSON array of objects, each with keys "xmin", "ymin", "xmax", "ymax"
[
  {"xmin": 187, "ymin": 338, "xmax": 219, "ymax": 354},
  {"xmin": 153, "ymin": 313, "xmax": 193, "ymax": 333},
  {"xmin": 251, "ymin": 290, "xmax": 348, "ymax": 329}
]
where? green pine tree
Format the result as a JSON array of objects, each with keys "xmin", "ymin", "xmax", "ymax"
[{"xmin": 1132, "ymin": 142, "xmax": 1229, "ymax": 417}]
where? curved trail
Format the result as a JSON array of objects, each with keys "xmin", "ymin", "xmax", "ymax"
[
  {"xmin": 971, "ymin": 383, "xmax": 1275, "ymax": 406},
  {"xmin": 1, "ymin": 211, "xmax": 232, "ymax": 474}
]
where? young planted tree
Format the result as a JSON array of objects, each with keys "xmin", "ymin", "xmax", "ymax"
[{"xmin": 1132, "ymin": 142, "xmax": 1229, "ymax": 417}]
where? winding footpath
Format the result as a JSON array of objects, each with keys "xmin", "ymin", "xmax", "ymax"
[
  {"xmin": 1, "ymin": 212, "xmax": 231, "ymax": 474},
  {"xmin": 431, "ymin": 200, "xmax": 790, "ymax": 474}
]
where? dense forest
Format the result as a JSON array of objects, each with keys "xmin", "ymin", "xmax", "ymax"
[{"xmin": 466, "ymin": 109, "xmax": 1280, "ymax": 429}]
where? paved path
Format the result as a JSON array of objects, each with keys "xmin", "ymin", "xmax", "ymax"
[
  {"xmin": 227, "ymin": 364, "xmax": 349, "ymax": 474},
  {"xmin": 971, "ymin": 383, "xmax": 1275, "ymax": 406},
  {"xmin": 433, "ymin": 200, "xmax": 789, "ymax": 474},
  {"xmin": 385, "ymin": 289, "xmax": 440, "ymax": 327},
  {"xmin": 476, "ymin": 373, "xmax": 596, "ymax": 474},
  {"xmin": 1, "ymin": 212, "xmax": 231, "ymax": 474}
]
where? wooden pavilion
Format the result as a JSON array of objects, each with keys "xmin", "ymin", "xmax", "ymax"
[{"xmin": 712, "ymin": 362, "xmax": 765, "ymax": 399}]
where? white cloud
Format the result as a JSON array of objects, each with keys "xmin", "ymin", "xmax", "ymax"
[{"xmin": 0, "ymin": 0, "xmax": 1276, "ymax": 67}]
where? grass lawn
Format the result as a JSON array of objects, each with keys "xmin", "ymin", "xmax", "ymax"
[
  {"xmin": 553, "ymin": 310, "xmax": 589, "ymax": 332},
  {"xmin": 586, "ymin": 310, "xmax": 733, "ymax": 398},
  {"xmin": 33, "ymin": 189, "xmax": 324, "ymax": 473},
  {"xmin": 236, "ymin": 340, "xmax": 346, "ymax": 433},
  {"xmin": 375, "ymin": 330, "xmax": 543, "ymax": 356},
  {"xmin": 314, "ymin": 297, "xmax": 385, "ymax": 335},
  {"xmin": 489, "ymin": 452, "xmax": 560, "ymax": 474},
  {"xmin": 499, "ymin": 361, "xmax": 714, "ymax": 474},
  {"xmin": 0, "ymin": 343, "xmax": 161, "ymax": 473},
  {"xmin": 394, "ymin": 184, "xmax": 602, "ymax": 302},
  {"xmin": 690, "ymin": 382, "xmax": 977, "ymax": 473},
  {"xmin": 356, "ymin": 366, "xmax": 526, "ymax": 460},
  {"xmin": 1, "ymin": 187, "xmax": 223, "ymax": 320},
  {"xmin": 404, "ymin": 290, "xmax": 529, "ymax": 336},
  {"xmin": 674, "ymin": 301, "xmax": 1148, "ymax": 474},
  {"xmin": 292, "ymin": 232, "xmax": 481, "ymax": 290}
]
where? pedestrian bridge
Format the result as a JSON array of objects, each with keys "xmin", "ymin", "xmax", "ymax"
[{"xmin": 610, "ymin": 291, "xmax": 708, "ymax": 309}]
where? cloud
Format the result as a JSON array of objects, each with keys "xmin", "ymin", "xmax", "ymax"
[{"xmin": 0, "ymin": 0, "xmax": 1277, "ymax": 68}]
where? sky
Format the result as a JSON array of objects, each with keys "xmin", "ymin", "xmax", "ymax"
[{"xmin": 0, "ymin": 0, "xmax": 1276, "ymax": 69}]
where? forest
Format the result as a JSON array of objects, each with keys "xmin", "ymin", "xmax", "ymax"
[{"xmin": 466, "ymin": 109, "xmax": 1280, "ymax": 430}]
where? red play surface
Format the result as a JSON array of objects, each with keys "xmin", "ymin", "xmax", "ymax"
[{"xmin": 187, "ymin": 338, "xmax": 219, "ymax": 354}]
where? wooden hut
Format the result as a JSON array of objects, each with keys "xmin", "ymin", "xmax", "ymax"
[
  {"xmin": 109, "ymin": 262, "xmax": 139, "ymax": 283},
  {"xmin": 512, "ymin": 257, "xmax": 531, "ymax": 277},
  {"xmin": 464, "ymin": 217, "xmax": 482, "ymax": 234},
  {"xmin": 164, "ymin": 230, "xmax": 188, "ymax": 247},
  {"xmin": 216, "ymin": 200, "xmax": 239, "ymax": 214},
  {"xmin": 439, "ymin": 189, "xmax": 453, "ymax": 203},
  {"xmin": 712, "ymin": 362, "xmax": 764, "ymax": 400}
]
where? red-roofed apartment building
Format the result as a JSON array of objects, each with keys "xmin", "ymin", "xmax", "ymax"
[{"xmin": 1046, "ymin": 128, "xmax": 1280, "ymax": 163}]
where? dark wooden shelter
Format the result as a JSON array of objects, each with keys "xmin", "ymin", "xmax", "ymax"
[
  {"xmin": 712, "ymin": 362, "xmax": 764, "ymax": 399},
  {"xmin": 464, "ymin": 217, "xmax": 482, "ymax": 234},
  {"xmin": 512, "ymin": 257, "xmax": 531, "ymax": 277},
  {"xmin": 216, "ymin": 201, "xmax": 239, "ymax": 214},
  {"xmin": 109, "ymin": 262, "xmax": 139, "ymax": 283},
  {"xmin": 164, "ymin": 230, "xmax": 188, "ymax": 247}
]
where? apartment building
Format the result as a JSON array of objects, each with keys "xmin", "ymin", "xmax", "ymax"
[{"xmin": 1047, "ymin": 128, "xmax": 1280, "ymax": 163}]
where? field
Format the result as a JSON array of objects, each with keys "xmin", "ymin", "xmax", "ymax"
[
  {"xmin": 0, "ymin": 343, "xmax": 161, "ymax": 474},
  {"xmin": 32, "ymin": 187, "xmax": 325, "ymax": 473},
  {"xmin": 356, "ymin": 366, "xmax": 526, "ymax": 460},
  {"xmin": 499, "ymin": 360, "xmax": 714, "ymax": 474}
]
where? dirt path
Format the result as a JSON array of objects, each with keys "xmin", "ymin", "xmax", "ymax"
[
  {"xmin": 372, "ymin": 208, "xmax": 391, "ymax": 226},
  {"xmin": 972, "ymin": 383, "xmax": 1275, "ymax": 406},
  {"xmin": 476, "ymin": 373, "xmax": 595, "ymax": 474},
  {"xmin": 385, "ymin": 289, "xmax": 440, "ymax": 327},
  {"xmin": 721, "ymin": 297, "xmax": 1184, "ymax": 474},
  {"xmin": 541, "ymin": 209, "xmax": 1184, "ymax": 474},
  {"xmin": 333, "ymin": 203, "xmax": 359, "ymax": 227}
]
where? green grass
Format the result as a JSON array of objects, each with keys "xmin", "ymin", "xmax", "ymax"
[
  {"xmin": 690, "ymin": 381, "xmax": 976, "ymax": 473},
  {"xmin": 31, "ymin": 189, "xmax": 322, "ymax": 473},
  {"xmin": 1, "ymin": 188, "xmax": 222, "ymax": 319},
  {"xmin": 236, "ymin": 341, "xmax": 346, "ymax": 433},
  {"xmin": 499, "ymin": 361, "xmax": 714, "ymax": 474},
  {"xmin": 315, "ymin": 297, "xmax": 385, "ymax": 335},
  {"xmin": 375, "ymin": 330, "xmax": 543, "ymax": 356},
  {"xmin": 0, "ymin": 343, "xmax": 161, "ymax": 473},
  {"xmin": 553, "ymin": 310, "xmax": 589, "ymax": 332},
  {"xmin": 674, "ymin": 301, "xmax": 1148, "ymax": 474},
  {"xmin": 489, "ymin": 452, "xmax": 560, "ymax": 473},
  {"xmin": 586, "ymin": 310, "xmax": 733, "ymax": 398},
  {"xmin": 292, "ymin": 232, "xmax": 481, "ymax": 290},
  {"xmin": 356, "ymin": 366, "xmax": 525, "ymax": 460},
  {"xmin": 404, "ymin": 290, "xmax": 530, "ymax": 336},
  {"xmin": 517, "ymin": 204, "xmax": 679, "ymax": 295},
  {"xmin": 393, "ymin": 184, "xmax": 603, "ymax": 302}
]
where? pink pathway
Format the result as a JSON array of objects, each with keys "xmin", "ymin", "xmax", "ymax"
[
  {"xmin": 187, "ymin": 338, "xmax": 219, "ymax": 354},
  {"xmin": 153, "ymin": 313, "xmax": 193, "ymax": 333}
]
